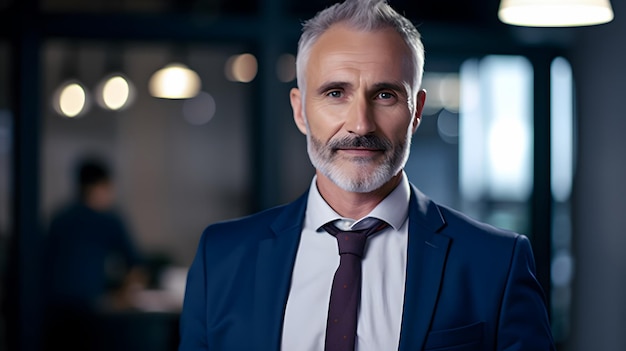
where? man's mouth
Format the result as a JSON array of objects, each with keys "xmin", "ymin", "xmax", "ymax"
[{"xmin": 335, "ymin": 147, "xmax": 384, "ymax": 156}]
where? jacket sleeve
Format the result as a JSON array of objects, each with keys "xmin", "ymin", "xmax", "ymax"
[
  {"xmin": 497, "ymin": 235, "xmax": 556, "ymax": 350},
  {"xmin": 179, "ymin": 232, "xmax": 209, "ymax": 351}
]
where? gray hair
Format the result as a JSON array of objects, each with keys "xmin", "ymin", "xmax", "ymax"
[{"xmin": 295, "ymin": 0, "xmax": 425, "ymax": 102}]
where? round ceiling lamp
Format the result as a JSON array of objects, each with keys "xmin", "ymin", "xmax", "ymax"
[
  {"xmin": 498, "ymin": 0, "xmax": 614, "ymax": 27},
  {"xmin": 96, "ymin": 73, "xmax": 135, "ymax": 111},
  {"xmin": 148, "ymin": 63, "xmax": 201, "ymax": 99},
  {"xmin": 53, "ymin": 80, "xmax": 90, "ymax": 118}
]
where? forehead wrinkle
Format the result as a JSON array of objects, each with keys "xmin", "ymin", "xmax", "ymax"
[
  {"xmin": 311, "ymin": 54, "xmax": 411, "ymax": 90},
  {"xmin": 304, "ymin": 25, "xmax": 416, "ymax": 100}
]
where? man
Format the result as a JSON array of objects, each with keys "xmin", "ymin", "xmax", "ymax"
[
  {"xmin": 179, "ymin": 0, "xmax": 555, "ymax": 350},
  {"xmin": 42, "ymin": 158, "xmax": 146, "ymax": 350}
]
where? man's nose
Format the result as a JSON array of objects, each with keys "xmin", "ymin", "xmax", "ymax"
[{"xmin": 344, "ymin": 95, "xmax": 376, "ymax": 136}]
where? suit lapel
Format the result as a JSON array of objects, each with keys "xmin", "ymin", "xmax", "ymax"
[
  {"xmin": 252, "ymin": 193, "xmax": 307, "ymax": 349},
  {"xmin": 399, "ymin": 185, "xmax": 451, "ymax": 351},
  {"xmin": 247, "ymin": 186, "xmax": 450, "ymax": 350}
]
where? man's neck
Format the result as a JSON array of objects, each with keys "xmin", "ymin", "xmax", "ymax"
[{"xmin": 315, "ymin": 171, "xmax": 403, "ymax": 219}]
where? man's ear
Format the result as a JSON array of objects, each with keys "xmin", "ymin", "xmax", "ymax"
[
  {"xmin": 412, "ymin": 89, "xmax": 427, "ymax": 133},
  {"xmin": 290, "ymin": 88, "xmax": 308, "ymax": 135}
]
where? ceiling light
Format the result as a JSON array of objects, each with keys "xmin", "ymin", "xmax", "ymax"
[
  {"xmin": 498, "ymin": 0, "xmax": 614, "ymax": 27},
  {"xmin": 149, "ymin": 63, "xmax": 201, "ymax": 99},
  {"xmin": 96, "ymin": 73, "xmax": 135, "ymax": 111},
  {"xmin": 53, "ymin": 81, "xmax": 90, "ymax": 118}
]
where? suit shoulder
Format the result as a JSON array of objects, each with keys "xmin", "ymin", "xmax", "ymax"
[
  {"xmin": 200, "ymin": 192, "xmax": 307, "ymax": 244},
  {"xmin": 437, "ymin": 203, "xmax": 523, "ymax": 244},
  {"xmin": 434, "ymin": 203, "xmax": 537, "ymax": 274},
  {"xmin": 205, "ymin": 204, "xmax": 286, "ymax": 233}
]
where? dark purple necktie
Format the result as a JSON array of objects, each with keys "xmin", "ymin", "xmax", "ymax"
[{"xmin": 322, "ymin": 218, "xmax": 388, "ymax": 351}]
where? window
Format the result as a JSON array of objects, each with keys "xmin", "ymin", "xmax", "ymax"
[
  {"xmin": 550, "ymin": 56, "xmax": 575, "ymax": 344},
  {"xmin": 407, "ymin": 55, "xmax": 535, "ymax": 236}
]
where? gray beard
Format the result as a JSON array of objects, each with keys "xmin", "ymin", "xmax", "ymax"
[{"xmin": 306, "ymin": 131, "xmax": 411, "ymax": 193}]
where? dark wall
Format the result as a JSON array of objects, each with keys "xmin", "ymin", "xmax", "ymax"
[{"xmin": 570, "ymin": 1, "xmax": 626, "ymax": 350}]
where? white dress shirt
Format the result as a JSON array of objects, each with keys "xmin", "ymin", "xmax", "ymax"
[{"xmin": 281, "ymin": 172, "xmax": 411, "ymax": 351}]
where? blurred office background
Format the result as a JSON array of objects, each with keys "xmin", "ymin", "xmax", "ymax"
[{"xmin": 0, "ymin": 0, "xmax": 624, "ymax": 350}]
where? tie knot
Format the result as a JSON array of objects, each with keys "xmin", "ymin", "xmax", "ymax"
[{"xmin": 322, "ymin": 219, "xmax": 388, "ymax": 258}]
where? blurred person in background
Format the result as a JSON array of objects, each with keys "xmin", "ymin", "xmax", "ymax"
[{"xmin": 42, "ymin": 156, "xmax": 146, "ymax": 351}]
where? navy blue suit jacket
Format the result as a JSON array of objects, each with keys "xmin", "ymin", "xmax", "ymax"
[{"xmin": 179, "ymin": 185, "xmax": 555, "ymax": 350}]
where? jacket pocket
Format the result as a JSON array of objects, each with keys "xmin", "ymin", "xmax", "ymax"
[{"xmin": 424, "ymin": 321, "xmax": 484, "ymax": 350}]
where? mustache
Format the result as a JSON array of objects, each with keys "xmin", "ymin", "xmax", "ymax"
[{"xmin": 328, "ymin": 135, "xmax": 392, "ymax": 151}]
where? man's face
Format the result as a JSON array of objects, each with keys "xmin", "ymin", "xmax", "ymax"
[
  {"xmin": 291, "ymin": 24, "xmax": 426, "ymax": 193},
  {"xmin": 86, "ymin": 181, "xmax": 115, "ymax": 211}
]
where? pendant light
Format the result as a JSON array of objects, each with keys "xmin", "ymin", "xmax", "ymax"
[
  {"xmin": 52, "ymin": 44, "xmax": 91, "ymax": 118},
  {"xmin": 95, "ymin": 43, "xmax": 135, "ymax": 111},
  {"xmin": 498, "ymin": 0, "xmax": 614, "ymax": 27},
  {"xmin": 148, "ymin": 45, "xmax": 201, "ymax": 99},
  {"xmin": 149, "ymin": 63, "xmax": 201, "ymax": 99}
]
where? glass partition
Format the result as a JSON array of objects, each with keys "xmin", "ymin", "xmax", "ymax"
[
  {"xmin": 39, "ymin": 40, "xmax": 254, "ymax": 348},
  {"xmin": 406, "ymin": 55, "xmax": 534, "ymax": 236}
]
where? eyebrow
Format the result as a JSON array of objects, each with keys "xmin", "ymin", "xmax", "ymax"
[
  {"xmin": 372, "ymin": 82, "xmax": 408, "ymax": 95},
  {"xmin": 315, "ymin": 81, "xmax": 408, "ymax": 96},
  {"xmin": 316, "ymin": 81, "xmax": 352, "ymax": 96}
]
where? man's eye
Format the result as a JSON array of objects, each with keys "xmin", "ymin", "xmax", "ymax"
[
  {"xmin": 378, "ymin": 92, "xmax": 394, "ymax": 99},
  {"xmin": 327, "ymin": 90, "xmax": 342, "ymax": 98}
]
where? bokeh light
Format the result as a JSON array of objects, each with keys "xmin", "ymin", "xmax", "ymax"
[
  {"xmin": 53, "ymin": 81, "xmax": 89, "ymax": 118},
  {"xmin": 182, "ymin": 91, "xmax": 217, "ymax": 126},
  {"xmin": 437, "ymin": 109, "xmax": 459, "ymax": 144},
  {"xmin": 421, "ymin": 73, "xmax": 460, "ymax": 115},
  {"xmin": 149, "ymin": 63, "xmax": 201, "ymax": 99},
  {"xmin": 97, "ymin": 74, "xmax": 135, "ymax": 110},
  {"xmin": 276, "ymin": 54, "xmax": 296, "ymax": 83},
  {"xmin": 225, "ymin": 53, "xmax": 258, "ymax": 83}
]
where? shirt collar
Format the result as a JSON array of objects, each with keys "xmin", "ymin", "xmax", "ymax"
[{"xmin": 305, "ymin": 171, "xmax": 411, "ymax": 232}]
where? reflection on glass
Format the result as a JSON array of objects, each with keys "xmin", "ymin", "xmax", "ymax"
[
  {"xmin": 460, "ymin": 55, "xmax": 533, "ymax": 202},
  {"xmin": 550, "ymin": 56, "xmax": 575, "ymax": 345},
  {"xmin": 551, "ymin": 57, "xmax": 574, "ymax": 202}
]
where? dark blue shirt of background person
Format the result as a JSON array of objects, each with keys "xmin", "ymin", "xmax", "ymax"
[{"xmin": 41, "ymin": 157, "xmax": 145, "ymax": 351}]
